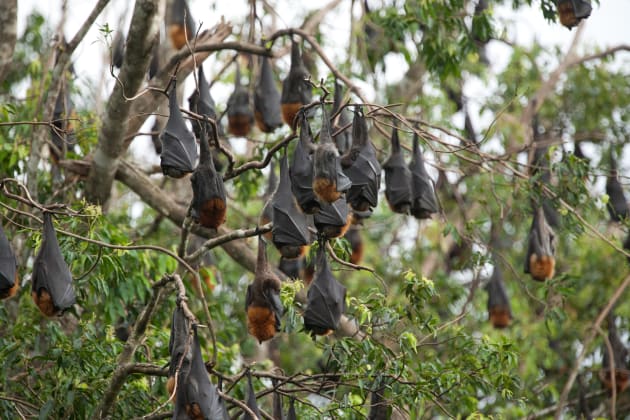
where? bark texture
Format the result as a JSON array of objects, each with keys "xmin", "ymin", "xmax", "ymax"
[{"xmin": 0, "ymin": 0, "xmax": 18, "ymax": 85}]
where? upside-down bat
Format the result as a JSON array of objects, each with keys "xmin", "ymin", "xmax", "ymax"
[
  {"xmin": 0, "ymin": 223, "xmax": 18, "ymax": 300},
  {"xmin": 188, "ymin": 66, "xmax": 218, "ymax": 140},
  {"xmin": 255, "ymin": 55, "xmax": 283, "ymax": 133},
  {"xmin": 111, "ymin": 31, "xmax": 125, "ymax": 69},
  {"xmin": 368, "ymin": 384, "xmax": 389, "ymax": 420},
  {"xmin": 606, "ymin": 156, "xmax": 629, "ymax": 222},
  {"xmin": 599, "ymin": 315, "xmax": 629, "ymax": 393},
  {"xmin": 531, "ymin": 121, "xmax": 561, "ymax": 228},
  {"xmin": 290, "ymin": 114, "xmax": 320, "ymax": 214},
  {"xmin": 246, "ymin": 237, "xmax": 284, "ymax": 343},
  {"xmin": 190, "ymin": 128, "xmax": 227, "ymax": 229},
  {"xmin": 312, "ymin": 107, "xmax": 351, "ymax": 204},
  {"xmin": 172, "ymin": 325, "xmax": 224, "ymax": 420},
  {"xmin": 217, "ymin": 378, "xmax": 231, "ymax": 420},
  {"xmin": 557, "ymin": 0, "xmax": 592, "ymax": 29},
  {"xmin": 227, "ymin": 63, "xmax": 254, "ymax": 137},
  {"xmin": 485, "ymin": 264, "xmax": 512, "ymax": 328},
  {"xmin": 344, "ymin": 225, "xmax": 363, "ymax": 265},
  {"xmin": 331, "ymin": 80, "xmax": 352, "ymax": 154},
  {"xmin": 259, "ymin": 161, "xmax": 277, "ymax": 241},
  {"xmin": 340, "ymin": 107, "xmax": 381, "ymax": 215},
  {"xmin": 314, "ymin": 197, "xmax": 351, "ymax": 239},
  {"xmin": 303, "ymin": 243, "xmax": 347, "ymax": 336},
  {"xmin": 278, "ymin": 256, "xmax": 305, "ymax": 280},
  {"xmin": 243, "ymin": 370, "xmax": 262, "ymax": 420},
  {"xmin": 382, "ymin": 125, "xmax": 412, "ymax": 214},
  {"xmin": 50, "ymin": 82, "xmax": 76, "ymax": 163},
  {"xmin": 281, "ymin": 40, "xmax": 312, "ymax": 126},
  {"xmin": 272, "ymin": 377, "xmax": 283, "ymax": 420},
  {"xmin": 409, "ymin": 131, "xmax": 438, "ymax": 219},
  {"xmin": 31, "ymin": 212, "xmax": 76, "ymax": 316},
  {"xmin": 524, "ymin": 206, "xmax": 556, "ymax": 281},
  {"xmin": 286, "ymin": 398, "xmax": 297, "ymax": 420},
  {"xmin": 160, "ymin": 80, "xmax": 198, "ymax": 178},
  {"xmin": 272, "ymin": 151, "xmax": 311, "ymax": 259},
  {"xmin": 168, "ymin": 0, "xmax": 196, "ymax": 50},
  {"xmin": 167, "ymin": 305, "xmax": 190, "ymax": 400}
]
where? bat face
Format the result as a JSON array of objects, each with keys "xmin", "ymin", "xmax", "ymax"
[
  {"xmin": 557, "ymin": 0, "xmax": 592, "ymax": 28},
  {"xmin": 313, "ymin": 107, "xmax": 352, "ymax": 204},
  {"xmin": 246, "ymin": 238, "xmax": 284, "ymax": 343},
  {"xmin": 191, "ymin": 129, "xmax": 227, "ymax": 229},
  {"xmin": 303, "ymin": 244, "xmax": 347, "ymax": 336},
  {"xmin": 160, "ymin": 81, "xmax": 198, "ymax": 178},
  {"xmin": 314, "ymin": 196, "xmax": 351, "ymax": 239},
  {"xmin": 340, "ymin": 108, "xmax": 381, "ymax": 213},
  {"xmin": 243, "ymin": 372, "xmax": 262, "ymax": 420},
  {"xmin": 188, "ymin": 66, "xmax": 218, "ymax": 140},
  {"xmin": 331, "ymin": 80, "xmax": 352, "ymax": 154},
  {"xmin": 485, "ymin": 265, "xmax": 512, "ymax": 329},
  {"xmin": 281, "ymin": 41, "xmax": 312, "ymax": 126},
  {"xmin": 172, "ymin": 325, "xmax": 224, "ymax": 419},
  {"xmin": 290, "ymin": 116, "xmax": 320, "ymax": 214},
  {"xmin": 383, "ymin": 127, "xmax": 412, "ymax": 214},
  {"xmin": 254, "ymin": 56, "xmax": 283, "ymax": 133},
  {"xmin": 31, "ymin": 213, "xmax": 76, "ymax": 316},
  {"xmin": 227, "ymin": 65, "xmax": 253, "ymax": 137},
  {"xmin": 0, "ymin": 223, "xmax": 18, "ymax": 300},
  {"xmin": 524, "ymin": 207, "xmax": 556, "ymax": 281},
  {"xmin": 409, "ymin": 133, "xmax": 438, "ymax": 219},
  {"xmin": 272, "ymin": 152, "xmax": 311, "ymax": 259}
]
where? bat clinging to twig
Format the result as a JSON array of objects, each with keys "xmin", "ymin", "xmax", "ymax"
[
  {"xmin": 227, "ymin": 63, "xmax": 254, "ymax": 137},
  {"xmin": 0, "ymin": 223, "xmax": 18, "ymax": 300},
  {"xmin": 485, "ymin": 264, "xmax": 512, "ymax": 328},
  {"xmin": 409, "ymin": 131, "xmax": 438, "ymax": 219},
  {"xmin": 382, "ymin": 125, "xmax": 411, "ymax": 214},
  {"xmin": 290, "ymin": 115, "xmax": 320, "ymax": 214},
  {"xmin": 524, "ymin": 207, "xmax": 556, "ymax": 281},
  {"xmin": 281, "ymin": 40, "xmax": 312, "ymax": 126},
  {"xmin": 255, "ymin": 55, "xmax": 283, "ymax": 133}
]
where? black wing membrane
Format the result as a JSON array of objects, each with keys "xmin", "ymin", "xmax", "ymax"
[
  {"xmin": 340, "ymin": 107, "xmax": 381, "ymax": 214},
  {"xmin": 485, "ymin": 264, "xmax": 512, "ymax": 328},
  {"xmin": 242, "ymin": 371, "xmax": 262, "ymax": 420},
  {"xmin": 286, "ymin": 398, "xmax": 297, "ymax": 420},
  {"xmin": 290, "ymin": 115, "xmax": 320, "ymax": 214},
  {"xmin": 254, "ymin": 55, "xmax": 283, "ymax": 133},
  {"xmin": 606, "ymin": 157, "xmax": 629, "ymax": 222},
  {"xmin": 227, "ymin": 63, "xmax": 254, "ymax": 137},
  {"xmin": 331, "ymin": 80, "xmax": 352, "ymax": 154},
  {"xmin": 524, "ymin": 206, "xmax": 556, "ymax": 281},
  {"xmin": 188, "ymin": 65, "xmax": 218, "ymax": 140},
  {"xmin": 382, "ymin": 126, "xmax": 411, "ymax": 214},
  {"xmin": 272, "ymin": 151, "xmax": 311, "ymax": 258},
  {"xmin": 190, "ymin": 128, "xmax": 227, "ymax": 229},
  {"xmin": 0, "ymin": 223, "xmax": 18, "ymax": 300},
  {"xmin": 31, "ymin": 212, "xmax": 76, "ymax": 316},
  {"xmin": 408, "ymin": 131, "xmax": 438, "ymax": 219},
  {"xmin": 313, "ymin": 196, "xmax": 350, "ymax": 239},
  {"xmin": 167, "ymin": 305, "xmax": 191, "ymax": 401},
  {"xmin": 173, "ymin": 325, "xmax": 224, "ymax": 420},
  {"xmin": 281, "ymin": 40, "xmax": 312, "ymax": 126},
  {"xmin": 111, "ymin": 31, "xmax": 125, "ymax": 69},
  {"xmin": 160, "ymin": 80, "xmax": 198, "ymax": 178},
  {"xmin": 313, "ymin": 106, "xmax": 351, "ymax": 204},
  {"xmin": 303, "ymin": 244, "xmax": 347, "ymax": 335},
  {"xmin": 272, "ymin": 377, "xmax": 284, "ymax": 420}
]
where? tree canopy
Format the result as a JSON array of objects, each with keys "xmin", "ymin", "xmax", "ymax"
[{"xmin": 1, "ymin": 0, "xmax": 630, "ymax": 418}]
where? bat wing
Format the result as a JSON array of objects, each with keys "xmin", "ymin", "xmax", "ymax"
[
  {"xmin": 169, "ymin": 306, "xmax": 191, "ymax": 373},
  {"xmin": 287, "ymin": 398, "xmax": 297, "ymax": 420},
  {"xmin": 606, "ymin": 171, "xmax": 629, "ymax": 222},
  {"xmin": 281, "ymin": 42, "xmax": 312, "ymax": 106},
  {"xmin": 314, "ymin": 197, "xmax": 349, "ymax": 229},
  {"xmin": 290, "ymin": 141, "xmax": 319, "ymax": 213},
  {"xmin": 0, "ymin": 225, "xmax": 17, "ymax": 292},
  {"xmin": 243, "ymin": 372, "xmax": 262, "ymax": 420},
  {"xmin": 410, "ymin": 172, "xmax": 438, "ymax": 219},
  {"xmin": 255, "ymin": 56, "xmax": 283, "ymax": 132},
  {"xmin": 263, "ymin": 288, "xmax": 284, "ymax": 330},
  {"xmin": 271, "ymin": 206, "xmax": 310, "ymax": 245},
  {"xmin": 32, "ymin": 213, "xmax": 76, "ymax": 312},
  {"xmin": 161, "ymin": 82, "xmax": 198, "ymax": 176},
  {"xmin": 188, "ymin": 66, "xmax": 218, "ymax": 138},
  {"xmin": 524, "ymin": 207, "xmax": 555, "ymax": 273},
  {"xmin": 344, "ymin": 149, "xmax": 381, "ymax": 208},
  {"xmin": 383, "ymin": 164, "xmax": 412, "ymax": 212},
  {"xmin": 227, "ymin": 86, "xmax": 253, "ymax": 119}
]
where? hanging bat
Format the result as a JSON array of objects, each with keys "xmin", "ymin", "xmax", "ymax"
[
  {"xmin": 243, "ymin": 370, "xmax": 262, "ymax": 420},
  {"xmin": 0, "ymin": 223, "xmax": 18, "ymax": 300},
  {"xmin": 314, "ymin": 196, "xmax": 351, "ymax": 239},
  {"xmin": 281, "ymin": 40, "xmax": 312, "ymax": 126},
  {"xmin": 303, "ymin": 243, "xmax": 347, "ymax": 336},
  {"xmin": 279, "ymin": 256, "xmax": 305, "ymax": 280},
  {"xmin": 599, "ymin": 315, "xmax": 629, "ymax": 393},
  {"xmin": 368, "ymin": 384, "xmax": 389, "ymax": 420},
  {"xmin": 172, "ymin": 325, "xmax": 224, "ymax": 420},
  {"xmin": 50, "ymin": 82, "xmax": 76, "ymax": 163},
  {"xmin": 246, "ymin": 237, "xmax": 284, "ymax": 343},
  {"xmin": 217, "ymin": 378, "xmax": 231, "ymax": 420},
  {"xmin": 344, "ymin": 225, "xmax": 363, "ymax": 265},
  {"xmin": 148, "ymin": 33, "xmax": 160, "ymax": 80},
  {"xmin": 313, "ymin": 106, "xmax": 352, "ymax": 204},
  {"xmin": 531, "ymin": 120, "xmax": 560, "ymax": 228},
  {"xmin": 331, "ymin": 80, "xmax": 352, "ymax": 154},
  {"xmin": 272, "ymin": 377, "xmax": 283, "ymax": 420},
  {"xmin": 272, "ymin": 150, "xmax": 311, "ymax": 259},
  {"xmin": 168, "ymin": 0, "xmax": 196, "ymax": 50},
  {"xmin": 340, "ymin": 107, "xmax": 381, "ymax": 215},
  {"xmin": 31, "ymin": 212, "xmax": 76, "ymax": 317},
  {"xmin": 290, "ymin": 114, "xmax": 320, "ymax": 214},
  {"xmin": 606, "ymin": 156, "xmax": 629, "ymax": 222},
  {"xmin": 255, "ymin": 55, "xmax": 283, "ymax": 133},
  {"xmin": 382, "ymin": 125, "xmax": 411, "ymax": 214},
  {"xmin": 166, "ymin": 305, "xmax": 190, "ymax": 400},
  {"xmin": 188, "ymin": 65, "xmax": 218, "ymax": 140},
  {"xmin": 409, "ymin": 131, "xmax": 438, "ymax": 219},
  {"xmin": 524, "ymin": 207, "xmax": 556, "ymax": 281},
  {"xmin": 227, "ymin": 63, "xmax": 254, "ymax": 137},
  {"xmin": 485, "ymin": 264, "xmax": 512, "ymax": 328},
  {"xmin": 557, "ymin": 0, "xmax": 592, "ymax": 29},
  {"xmin": 190, "ymin": 128, "xmax": 227, "ymax": 229},
  {"xmin": 259, "ymin": 161, "xmax": 277, "ymax": 241},
  {"xmin": 287, "ymin": 398, "xmax": 297, "ymax": 420},
  {"xmin": 160, "ymin": 80, "xmax": 198, "ymax": 178},
  {"xmin": 111, "ymin": 31, "xmax": 125, "ymax": 69}
]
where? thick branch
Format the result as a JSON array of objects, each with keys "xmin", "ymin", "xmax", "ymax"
[
  {"xmin": 85, "ymin": 0, "xmax": 164, "ymax": 205},
  {"xmin": 0, "ymin": 0, "xmax": 18, "ymax": 84}
]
